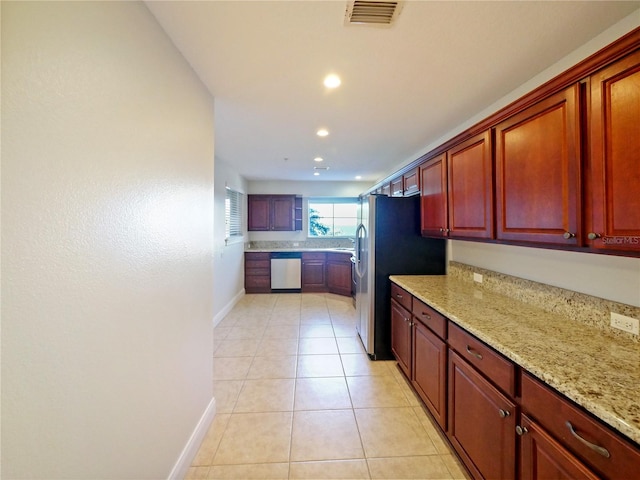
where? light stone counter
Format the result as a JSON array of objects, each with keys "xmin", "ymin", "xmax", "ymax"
[
  {"xmin": 389, "ymin": 274, "xmax": 640, "ymax": 446},
  {"xmin": 245, "ymin": 248, "xmax": 354, "ymax": 254}
]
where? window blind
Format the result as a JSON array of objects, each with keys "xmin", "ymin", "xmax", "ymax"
[{"xmin": 225, "ymin": 188, "xmax": 243, "ymax": 238}]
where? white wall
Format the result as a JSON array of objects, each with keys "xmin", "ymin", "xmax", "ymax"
[
  {"xmin": 213, "ymin": 158, "xmax": 248, "ymax": 323},
  {"xmin": 1, "ymin": 2, "xmax": 215, "ymax": 478}
]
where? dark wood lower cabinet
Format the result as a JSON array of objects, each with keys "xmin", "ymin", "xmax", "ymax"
[
  {"xmin": 412, "ymin": 320, "xmax": 447, "ymax": 429},
  {"xmin": 390, "ymin": 282, "xmax": 640, "ymax": 480},
  {"xmin": 390, "ymin": 299, "xmax": 412, "ymax": 378},
  {"xmin": 244, "ymin": 252, "xmax": 271, "ymax": 293},
  {"xmin": 519, "ymin": 414, "xmax": 600, "ymax": 480},
  {"xmin": 301, "ymin": 252, "xmax": 326, "ymax": 292},
  {"xmin": 326, "ymin": 253, "xmax": 352, "ymax": 296},
  {"xmin": 448, "ymin": 350, "xmax": 517, "ymax": 480}
]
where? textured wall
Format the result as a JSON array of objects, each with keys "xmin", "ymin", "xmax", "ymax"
[{"xmin": 1, "ymin": 2, "xmax": 214, "ymax": 478}]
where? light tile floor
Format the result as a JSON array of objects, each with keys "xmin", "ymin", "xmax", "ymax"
[{"xmin": 187, "ymin": 293, "xmax": 470, "ymax": 479}]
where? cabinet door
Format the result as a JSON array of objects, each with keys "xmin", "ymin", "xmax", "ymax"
[
  {"xmin": 271, "ymin": 195, "xmax": 295, "ymax": 231},
  {"xmin": 248, "ymin": 195, "xmax": 271, "ymax": 231},
  {"xmin": 519, "ymin": 414, "xmax": 599, "ymax": 480},
  {"xmin": 448, "ymin": 350, "xmax": 517, "ymax": 480},
  {"xmin": 413, "ymin": 321, "xmax": 447, "ymax": 429},
  {"xmin": 589, "ymin": 50, "xmax": 640, "ymax": 252},
  {"xmin": 391, "ymin": 300, "xmax": 412, "ymax": 378},
  {"xmin": 403, "ymin": 168, "xmax": 420, "ymax": 196},
  {"xmin": 495, "ymin": 85, "xmax": 581, "ymax": 245},
  {"xmin": 302, "ymin": 254, "xmax": 326, "ymax": 292},
  {"xmin": 391, "ymin": 176, "xmax": 404, "ymax": 197},
  {"xmin": 420, "ymin": 154, "xmax": 448, "ymax": 237},
  {"xmin": 448, "ymin": 130, "xmax": 494, "ymax": 239},
  {"xmin": 326, "ymin": 259, "xmax": 351, "ymax": 296}
]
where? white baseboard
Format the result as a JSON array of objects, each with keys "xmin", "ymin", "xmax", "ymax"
[
  {"xmin": 167, "ymin": 397, "xmax": 216, "ymax": 480},
  {"xmin": 213, "ymin": 289, "xmax": 245, "ymax": 327}
]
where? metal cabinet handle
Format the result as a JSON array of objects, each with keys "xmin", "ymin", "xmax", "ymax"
[
  {"xmin": 396, "ymin": 293, "xmax": 403, "ymax": 299},
  {"xmin": 516, "ymin": 425, "xmax": 528, "ymax": 435},
  {"xmin": 466, "ymin": 345, "xmax": 483, "ymax": 360},
  {"xmin": 421, "ymin": 312, "xmax": 431, "ymax": 320},
  {"xmin": 499, "ymin": 409, "xmax": 510, "ymax": 418},
  {"xmin": 565, "ymin": 421, "xmax": 610, "ymax": 458},
  {"xmin": 587, "ymin": 232, "xmax": 601, "ymax": 240},
  {"xmin": 563, "ymin": 231, "xmax": 576, "ymax": 239}
]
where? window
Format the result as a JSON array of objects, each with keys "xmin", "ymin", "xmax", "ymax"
[
  {"xmin": 308, "ymin": 198, "xmax": 358, "ymax": 237},
  {"xmin": 225, "ymin": 188, "xmax": 243, "ymax": 241}
]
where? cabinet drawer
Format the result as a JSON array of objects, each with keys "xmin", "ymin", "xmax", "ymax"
[
  {"xmin": 245, "ymin": 276, "xmax": 270, "ymax": 289},
  {"xmin": 448, "ymin": 322, "xmax": 515, "ymax": 397},
  {"xmin": 245, "ymin": 260, "xmax": 270, "ymax": 270},
  {"xmin": 245, "ymin": 252, "xmax": 270, "ymax": 261},
  {"xmin": 390, "ymin": 283, "xmax": 412, "ymax": 311},
  {"xmin": 326, "ymin": 252, "xmax": 351, "ymax": 263},
  {"xmin": 521, "ymin": 372, "xmax": 640, "ymax": 479},
  {"xmin": 412, "ymin": 298, "xmax": 446, "ymax": 339},
  {"xmin": 302, "ymin": 252, "xmax": 326, "ymax": 260},
  {"xmin": 246, "ymin": 268, "xmax": 270, "ymax": 277}
]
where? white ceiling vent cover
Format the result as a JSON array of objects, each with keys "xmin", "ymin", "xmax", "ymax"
[{"xmin": 345, "ymin": 1, "xmax": 403, "ymax": 26}]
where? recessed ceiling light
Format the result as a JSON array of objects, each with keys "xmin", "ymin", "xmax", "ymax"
[
  {"xmin": 317, "ymin": 129, "xmax": 329, "ymax": 137},
  {"xmin": 314, "ymin": 157, "xmax": 324, "ymax": 162},
  {"xmin": 355, "ymin": 175, "xmax": 362, "ymax": 180},
  {"xmin": 313, "ymin": 172, "xmax": 320, "ymax": 176},
  {"xmin": 324, "ymin": 74, "xmax": 341, "ymax": 89}
]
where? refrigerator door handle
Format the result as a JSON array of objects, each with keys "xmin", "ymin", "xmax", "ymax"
[{"xmin": 355, "ymin": 223, "xmax": 366, "ymax": 279}]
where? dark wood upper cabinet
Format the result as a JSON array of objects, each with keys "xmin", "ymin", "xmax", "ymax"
[
  {"xmin": 248, "ymin": 194, "xmax": 297, "ymax": 231},
  {"xmin": 390, "ymin": 176, "xmax": 404, "ymax": 197},
  {"xmin": 420, "ymin": 154, "xmax": 448, "ymax": 237},
  {"xmin": 495, "ymin": 85, "xmax": 581, "ymax": 245},
  {"xmin": 403, "ymin": 167, "xmax": 420, "ymax": 196},
  {"xmin": 247, "ymin": 195, "xmax": 271, "ymax": 231},
  {"xmin": 588, "ymin": 50, "xmax": 640, "ymax": 252},
  {"xmin": 448, "ymin": 130, "xmax": 494, "ymax": 239}
]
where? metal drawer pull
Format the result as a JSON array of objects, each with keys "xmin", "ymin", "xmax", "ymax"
[
  {"xmin": 466, "ymin": 345, "xmax": 483, "ymax": 360},
  {"xmin": 421, "ymin": 312, "xmax": 431, "ymax": 319},
  {"xmin": 516, "ymin": 425, "xmax": 528, "ymax": 435},
  {"xmin": 565, "ymin": 421, "xmax": 611, "ymax": 458},
  {"xmin": 396, "ymin": 294, "xmax": 403, "ymax": 299},
  {"xmin": 499, "ymin": 409, "xmax": 510, "ymax": 418},
  {"xmin": 563, "ymin": 231, "xmax": 576, "ymax": 239}
]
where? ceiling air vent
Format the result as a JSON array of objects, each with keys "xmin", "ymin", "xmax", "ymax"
[{"xmin": 345, "ymin": 1, "xmax": 403, "ymax": 27}]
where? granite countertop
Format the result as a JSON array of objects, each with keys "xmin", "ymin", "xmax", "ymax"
[{"xmin": 389, "ymin": 274, "xmax": 640, "ymax": 445}]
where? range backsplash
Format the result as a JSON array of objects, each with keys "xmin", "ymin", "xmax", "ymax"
[
  {"xmin": 246, "ymin": 238, "xmax": 354, "ymax": 250},
  {"xmin": 449, "ymin": 261, "xmax": 640, "ymax": 342}
]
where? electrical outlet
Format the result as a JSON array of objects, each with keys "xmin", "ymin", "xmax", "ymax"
[
  {"xmin": 473, "ymin": 272, "xmax": 483, "ymax": 283},
  {"xmin": 610, "ymin": 312, "xmax": 640, "ymax": 335}
]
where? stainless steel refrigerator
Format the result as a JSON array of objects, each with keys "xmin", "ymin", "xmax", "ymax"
[{"xmin": 354, "ymin": 194, "xmax": 446, "ymax": 360}]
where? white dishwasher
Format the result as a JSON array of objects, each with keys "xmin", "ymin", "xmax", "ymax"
[{"xmin": 270, "ymin": 252, "xmax": 302, "ymax": 292}]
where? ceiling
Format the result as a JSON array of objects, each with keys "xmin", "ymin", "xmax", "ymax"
[{"xmin": 146, "ymin": 1, "xmax": 639, "ymax": 184}]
